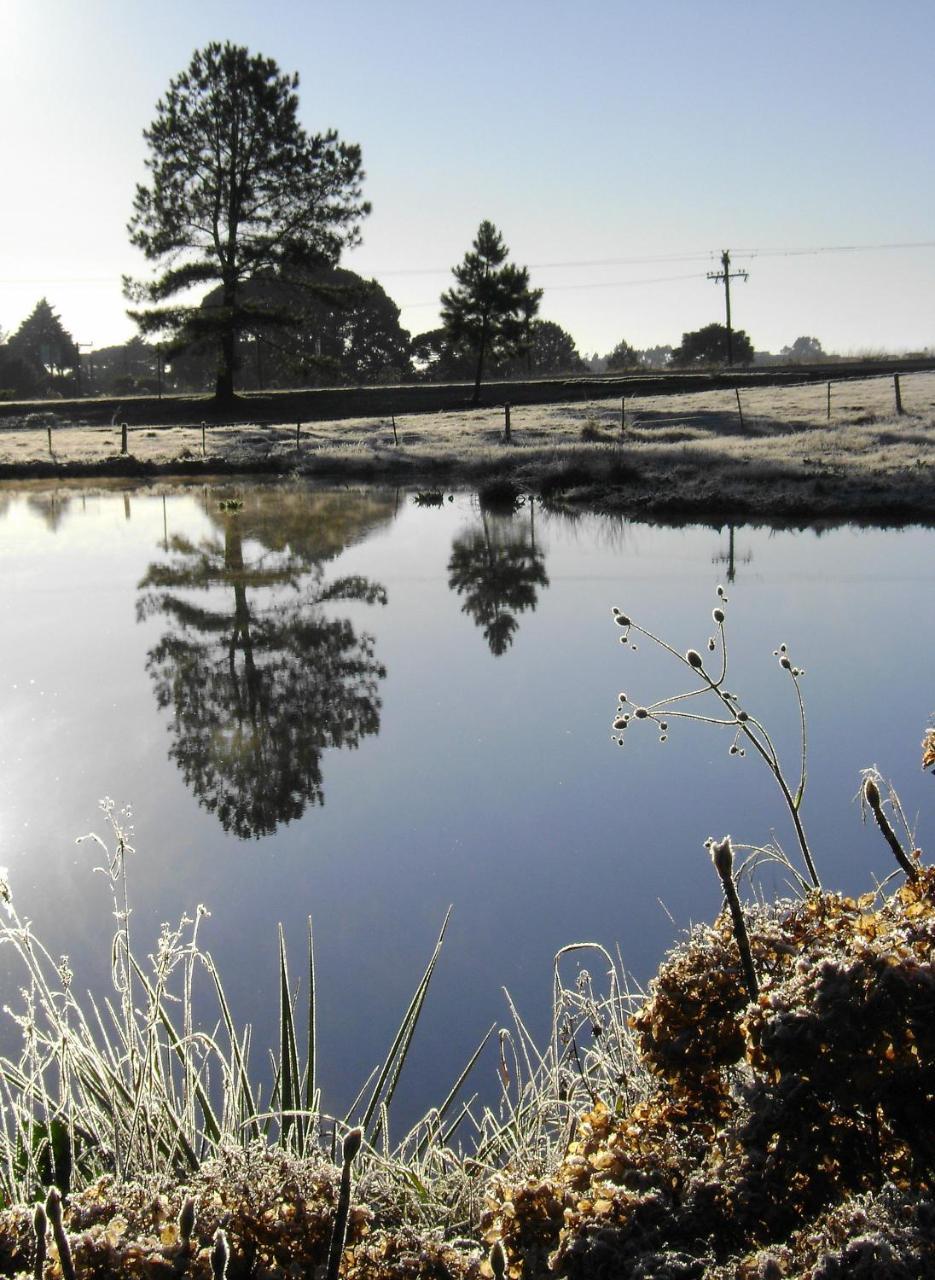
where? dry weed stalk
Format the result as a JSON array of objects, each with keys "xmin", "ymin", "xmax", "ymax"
[{"xmin": 611, "ymin": 586, "xmax": 819, "ymax": 889}]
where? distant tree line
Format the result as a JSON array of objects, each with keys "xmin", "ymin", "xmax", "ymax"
[{"xmin": 0, "ymin": 43, "xmax": 907, "ymax": 403}]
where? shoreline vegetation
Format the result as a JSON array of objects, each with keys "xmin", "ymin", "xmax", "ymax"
[
  {"xmin": 0, "ymin": 365, "xmax": 934, "ymax": 526},
  {"xmin": 1, "ymin": 405, "xmax": 933, "ymax": 1277}
]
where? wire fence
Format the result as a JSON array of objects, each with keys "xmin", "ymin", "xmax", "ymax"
[{"xmin": 0, "ymin": 369, "xmax": 933, "ymax": 469}]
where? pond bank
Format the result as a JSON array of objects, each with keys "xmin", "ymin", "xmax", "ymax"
[{"xmin": 1, "ymin": 373, "xmax": 934, "ymax": 525}]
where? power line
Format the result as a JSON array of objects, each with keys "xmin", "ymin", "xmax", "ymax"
[
  {"xmin": 2, "ymin": 238, "xmax": 934, "ymax": 288},
  {"xmin": 398, "ymin": 271, "xmax": 709, "ymax": 309}
]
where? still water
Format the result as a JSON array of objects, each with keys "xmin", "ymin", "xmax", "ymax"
[{"xmin": 1, "ymin": 483, "xmax": 933, "ymax": 1131}]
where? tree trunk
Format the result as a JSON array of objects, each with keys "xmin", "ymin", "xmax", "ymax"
[
  {"xmin": 472, "ymin": 317, "xmax": 488, "ymax": 407},
  {"xmin": 215, "ymin": 278, "xmax": 238, "ymax": 404},
  {"xmin": 215, "ymin": 344, "xmax": 235, "ymax": 403}
]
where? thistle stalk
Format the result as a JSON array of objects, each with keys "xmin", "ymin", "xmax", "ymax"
[
  {"xmin": 863, "ymin": 777, "xmax": 919, "ymax": 882},
  {"xmin": 32, "ymin": 1203, "xmax": 47, "ymax": 1280},
  {"xmin": 708, "ymin": 836, "xmax": 759, "ymax": 1002},
  {"xmin": 326, "ymin": 1126, "xmax": 363, "ymax": 1280},
  {"xmin": 44, "ymin": 1187, "xmax": 75, "ymax": 1280}
]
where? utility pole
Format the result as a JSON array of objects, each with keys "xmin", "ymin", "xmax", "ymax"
[
  {"xmin": 75, "ymin": 342, "xmax": 93, "ymax": 397},
  {"xmin": 707, "ymin": 250, "xmax": 749, "ymax": 365}
]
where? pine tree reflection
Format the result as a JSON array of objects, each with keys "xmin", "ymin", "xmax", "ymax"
[
  {"xmin": 447, "ymin": 506, "xmax": 549, "ymax": 655},
  {"xmin": 137, "ymin": 491, "xmax": 391, "ymax": 838}
]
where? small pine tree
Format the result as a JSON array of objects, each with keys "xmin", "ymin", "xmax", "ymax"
[
  {"xmin": 8, "ymin": 299, "xmax": 78, "ymax": 388},
  {"xmin": 441, "ymin": 221, "xmax": 542, "ymax": 405}
]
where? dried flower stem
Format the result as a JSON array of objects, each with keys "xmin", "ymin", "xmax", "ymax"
[{"xmin": 613, "ymin": 601, "xmax": 821, "ymax": 890}]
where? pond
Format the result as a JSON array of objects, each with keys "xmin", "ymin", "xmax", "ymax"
[{"xmin": 1, "ymin": 482, "xmax": 933, "ymax": 1135}]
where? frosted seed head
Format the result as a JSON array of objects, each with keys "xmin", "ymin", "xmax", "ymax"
[
  {"xmin": 343, "ymin": 1126, "xmax": 363, "ymax": 1164},
  {"xmin": 178, "ymin": 1197, "xmax": 196, "ymax": 1245},
  {"xmin": 686, "ymin": 649, "xmax": 703, "ymax": 669},
  {"xmin": 211, "ymin": 1229, "xmax": 229, "ymax": 1280},
  {"xmin": 708, "ymin": 835, "xmax": 734, "ymax": 879},
  {"xmin": 713, "ymin": 608, "xmax": 725, "ymax": 623},
  {"xmin": 864, "ymin": 777, "xmax": 881, "ymax": 808}
]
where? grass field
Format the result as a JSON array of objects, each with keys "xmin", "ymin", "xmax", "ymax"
[{"xmin": 1, "ymin": 369, "xmax": 934, "ymax": 523}]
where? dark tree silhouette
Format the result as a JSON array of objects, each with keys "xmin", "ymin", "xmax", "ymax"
[
  {"xmin": 137, "ymin": 491, "xmax": 391, "ymax": 838},
  {"xmin": 411, "ymin": 327, "xmax": 484, "ymax": 382},
  {"xmin": 672, "ymin": 323, "xmax": 754, "ymax": 368},
  {"xmin": 441, "ymin": 221, "xmax": 542, "ymax": 405},
  {"xmin": 605, "ymin": 339, "xmax": 642, "ymax": 372},
  {"xmin": 511, "ymin": 320, "xmax": 588, "ymax": 376},
  {"xmin": 125, "ymin": 42, "xmax": 369, "ymax": 404},
  {"xmin": 7, "ymin": 299, "xmax": 78, "ymax": 391},
  {"xmin": 447, "ymin": 508, "xmax": 549, "ymax": 656},
  {"xmin": 781, "ymin": 335, "xmax": 824, "ymax": 362},
  {"xmin": 171, "ymin": 267, "xmax": 411, "ymax": 391}
]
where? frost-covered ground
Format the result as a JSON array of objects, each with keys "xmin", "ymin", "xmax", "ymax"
[{"xmin": 1, "ymin": 370, "xmax": 933, "ymax": 522}]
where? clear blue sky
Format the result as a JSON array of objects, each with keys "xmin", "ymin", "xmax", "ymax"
[{"xmin": 2, "ymin": 0, "xmax": 933, "ymax": 357}]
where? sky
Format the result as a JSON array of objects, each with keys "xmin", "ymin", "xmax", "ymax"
[{"xmin": 2, "ymin": 0, "xmax": 934, "ymax": 359}]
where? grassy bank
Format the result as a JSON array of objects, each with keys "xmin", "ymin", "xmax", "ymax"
[{"xmin": 1, "ymin": 371, "xmax": 935, "ymax": 524}]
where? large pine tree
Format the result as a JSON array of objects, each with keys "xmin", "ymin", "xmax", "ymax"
[{"xmin": 125, "ymin": 42, "xmax": 370, "ymax": 403}]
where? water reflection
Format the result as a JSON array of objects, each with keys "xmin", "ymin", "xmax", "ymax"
[
  {"xmin": 448, "ymin": 505, "xmax": 549, "ymax": 655},
  {"xmin": 27, "ymin": 493, "xmax": 72, "ymax": 530},
  {"xmin": 137, "ymin": 490, "xmax": 391, "ymax": 838}
]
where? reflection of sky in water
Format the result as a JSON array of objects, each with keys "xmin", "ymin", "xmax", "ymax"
[{"xmin": 1, "ymin": 486, "xmax": 933, "ymax": 1134}]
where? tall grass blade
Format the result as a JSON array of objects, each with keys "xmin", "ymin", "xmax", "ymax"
[
  {"xmin": 206, "ymin": 960, "xmax": 260, "ymax": 1142},
  {"xmin": 414, "ymin": 1024, "xmax": 495, "ymax": 1161},
  {"xmin": 277, "ymin": 926, "xmax": 303, "ymax": 1149},
  {"xmin": 304, "ymin": 916, "xmax": 316, "ymax": 1118},
  {"xmin": 128, "ymin": 953, "xmax": 220, "ymax": 1152},
  {"xmin": 356, "ymin": 908, "xmax": 451, "ymax": 1138}
]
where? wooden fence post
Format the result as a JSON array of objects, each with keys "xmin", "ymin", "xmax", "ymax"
[
  {"xmin": 621, "ymin": 396, "xmax": 626, "ymax": 434},
  {"xmin": 827, "ymin": 382, "xmax": 831, "ymax": 421},
  {"xmin": 47, "ymin": 425, "xmax": 52, "ymax": 454},
  {"xmin": 894, "ymin": 374, "xmax": 904, "ymax": 415},
  {"xmin": 503, "ymin": 402, "xmax": 511, "ymax": 443},
  {"xmin": 734, "ymin": 388, "xmax": 745, "ymax": 432},
  {"xmin": 121, "ymin": 422, "xmax": 128, "ymax": 455},
  {"xmin": 201, "ymin": 421, "xmax": 206, "ymax": 456},
  {"xmin": 391, "ymin": 414, "xmax": 399, "ymax": 446},
  {"xmin": 296, "ymin": 421, "xmax": 301, "ymax": 450}
]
